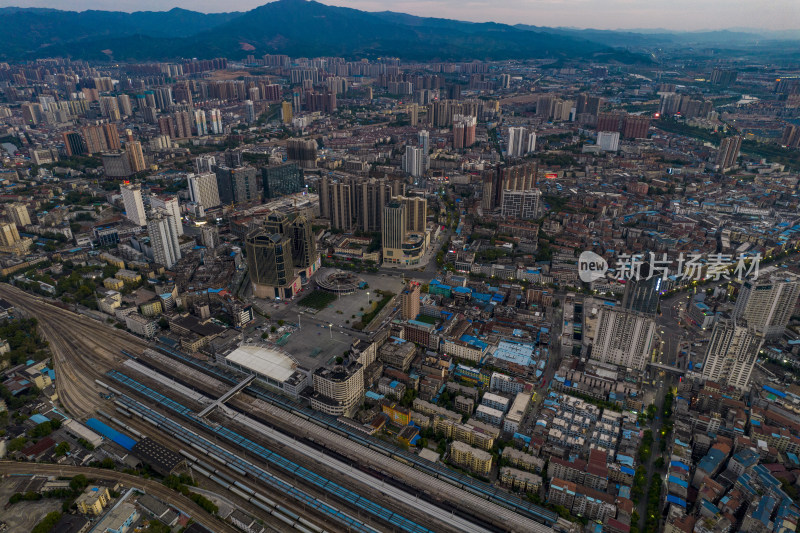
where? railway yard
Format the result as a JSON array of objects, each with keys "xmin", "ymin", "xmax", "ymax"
[{"xmin": 0, "ymin": 284, "xmax": 557, "ymax": 533}]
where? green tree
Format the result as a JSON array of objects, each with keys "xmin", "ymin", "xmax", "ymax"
[
  {"xmin": 55, "ymin": 441, "xmax": 70, "ymax": 456},
  {"xmin": 77, "ymin": 438, "xmax": 95, "ymax": 450},
  {"xmin": 8, "ymin": 436, "xmax": 27, "ymax": 452},
  {"xmin": 32, "ymin": 512, "xmax": 62, "ymax": 533},
  {"xmin": 70, "ymin": 474, "xmax": 89, "ymax": 491},
  {"xmin": 400, "ymin": 388, "xmax": 418, "ymax": 408}
]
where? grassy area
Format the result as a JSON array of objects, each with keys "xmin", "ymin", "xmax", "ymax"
[
  {"xmin": 654, "ymin": 118, "xmax": 800, "ymax": 170},
  {"xmin": 354, "ymin": 290, "xmax": 394, "ymax": 330},
  {"xmin": 740, "ymin": 139, "xmax": 800, "ymax": 171},
  {"xmin": 413, "ymin": 314, "xmax": 437, "ymax": 325},
  {"xmin": 42, "ymin": 155, "xmax": 103, "ymax": 170},
  {"xmin": 298, "ymin": 290, "xmax": 337, "ymax": 310},
  {"xmin": 653, "ymin": 118, "xmax": 723, "ymax": 143}
]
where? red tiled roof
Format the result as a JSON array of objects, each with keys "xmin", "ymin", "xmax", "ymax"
[
  {"xmin": 21, "ymin": 437, "xmax": 55, "ymax": 457},
  {"xmin": 606, "ymin": 518, "xmax": 630, "ymax": 533}
]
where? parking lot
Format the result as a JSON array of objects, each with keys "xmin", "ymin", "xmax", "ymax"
[{"xmin": 0, "ymin": 477, "xmax": 63, "ymax": 532}]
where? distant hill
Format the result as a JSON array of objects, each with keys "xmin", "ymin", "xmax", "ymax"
[
  {"xmin": 515, "ymin": 24, "xmax": 800, "ymax": 50},
  {"xmin": 0, "ymin": 7, "xmax": 242, "ymax": 59},
  {"xmin": 0, "ymin": 0, "xmax": 646, "ymax": 63}
]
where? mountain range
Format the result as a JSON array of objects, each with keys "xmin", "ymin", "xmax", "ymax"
[{"xmin": 0, "ymin": 0, "xmax": 797, "ymax": 63}]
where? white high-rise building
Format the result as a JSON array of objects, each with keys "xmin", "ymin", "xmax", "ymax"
[
  {"xmin": 596, "ymin": 131, "xmax": 620, "ymax": 151},
  {"xmin": 117, "ymin": 94, "xmax": 133, "ymax": 116},
  {"xmin": 38, "ymin": 95, "xmax": 56, "ymax": 111},
  {"xmin": 592, "ymin": 308, "xmax": 656, "ymax": 371},
  {"xmin": 194, "ymin": 155, "xmax": 216, "ymax": 174},
  {"xmin": 507, "ymin": 127, "xmax": 536, "ymax": 158},
  {"xmin": 121, "ymin": 184, "xmax": 146, "ymax": 226},
  {"xmin": 419, "ymin": 130, "xmax": 430, "ymax": 156},
  {"xmin": 188, "ymin": 172, "xmax": 221, "ymax": 209},
  {"xmin": 194, "ymin": 109, "xmax": 208, "ymax": 136},
  {"xmin": 733, "ymin": 274, "xmax": 800, "ymax": 339},
  {"xmin": 701, "ymin": 317, "xmax": 763, "ymax": 390},
  {"xmin": 402, "ymin": 146, "xmax": 425, "ymax": 178},
  {"xmin": 201, "ymin": 225, "xmax": 220, "ymax": 249},
  {"xmin": 501, "ymin": 189, "xmax": 542, "ymax": 220},
  {"xmin": 245, "ymin": 100, "xmax": 256, "ymax": 123},
  {"xmin": 147, "ymin": 209, "xmax": 182, "ymax": 269},
  {"xmin": 311, "ymin": 362, "xmax": 364, "ymax": 417},
  {"xmin": 209, "ymin": 108, "xmax": 223, "ymax": 134},
  {"xmin": 326, "ymin": 76, "xmax": 348, "ymax": 95},
  {"xmin": 150, "ymin": 195, "xmax": 183, "ymax": 236},
  {"xmin": 418, "ymin": 130, "xmax": 430, "ymax": 171},
  {"xmin": 100, "ymin": 96, "xmax": 121, "ymax": 121}
]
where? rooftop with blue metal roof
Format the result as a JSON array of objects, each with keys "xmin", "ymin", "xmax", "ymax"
[
  {"xmin": 492, "ymin": 340, "xmax": 535, "ymax": 367},
  {"xmin": 752, "ymin": 496, "xmax": 776, "ymax": 526},
  {"xmin": 763, "ymin": 384, "xmax": 787, "ymax": 398},
  {"xmin": 29, "ymin": 413, "xmax": 50, "ymax": 425},
  {"xmin": 697, "ymin": 448, "xmax": 725, "ymax": 474}
]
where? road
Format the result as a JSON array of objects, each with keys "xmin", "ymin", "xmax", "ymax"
[
  {"xmin": 655, "ymin": 277, "xmax": 733, "ymax": 369},
  {"xmin": 655, "ymin": 290, "xmax": 692, "ymax": 368},
  {"xmin": 636, "ymin": 375, "xmax": 671, "ymax": 532},
  {"xmin": 0, "ymin": 462, "xmax": 238, "ymax": 533}
]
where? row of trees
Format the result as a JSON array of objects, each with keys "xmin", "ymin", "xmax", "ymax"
[{"xmin": 162, "ymin": 474, "xmax": 219, "ymax": 515}]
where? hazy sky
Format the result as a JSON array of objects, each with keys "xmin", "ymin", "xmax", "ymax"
[{"xmin": 2, "ymin": 0, "xmax": 799, "ymax": 31}]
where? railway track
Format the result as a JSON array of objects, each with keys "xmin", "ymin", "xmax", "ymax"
[
  {"xmin": 0, "ymin": 285, "xmax": 554, "ymax": 532},
  {"xmin": 130, "ymin": 347, "xmax": 554, "ymax": 532},
  {"xmin": 0, "ymin": 285, "xmax": 137, "ymax": 418},
  {"xmin": 0, "ymin": 461, "xmax": 239, "ymax": 533},
  {"xmin": 0, "ymin": 287, "xmax": 391, "ymax": 531},
  {"xmin": 97, "ymin": 408, "xmax": 325, "ymax": 533}
]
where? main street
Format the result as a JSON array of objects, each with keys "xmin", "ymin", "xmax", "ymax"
[
  {"xmin": 636, "ymin": 375, "xmax": 671, "ymax": 532},
  {"xmin": 656, "ymin": 290, "xmax": 693, "ymax": 367}
]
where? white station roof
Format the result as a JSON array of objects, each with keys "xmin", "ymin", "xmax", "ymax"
[{"xmin": 225, "ymin": 345, "xmax": 296, "ymax": 383}]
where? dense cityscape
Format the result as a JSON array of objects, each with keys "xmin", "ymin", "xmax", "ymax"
[{"xmin": 0, "ymin": 2, "xmax": 799, "ymax": 532}]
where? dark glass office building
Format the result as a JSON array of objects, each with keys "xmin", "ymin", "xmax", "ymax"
[
  {"xmin": 262, "ymin": 163, "xmax": 304, "ymax": 200},
  {"xmin": 621, "ymin": 262, "xmax": 661, "ymax": 316}
]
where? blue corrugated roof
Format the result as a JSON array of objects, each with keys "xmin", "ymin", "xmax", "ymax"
[
  {"xmin": 112, "ymin": 433, "xmax": 136, "ymax": 451},
  {"xmin": 763, "ymin": 385, "xmax": 787, "ymax": 398},
  {"xmin": 701, "ymin": 500, "xmax": 719, "ymax": 514},
  {"xmin": 667, "ymin": 495, "xmax": 687, "ymax": 508},
  {"xmin": 669, "ymin": 476, "xmax": 689, "ymax": 488},
  {"xmin": 697, "ymin": 448, "xmax": 725, "ymax": 473},
  {"xmin": 617, "ymin": 454, "xmax": 634, "ymax": 467},
  {"xmin": 30, "ymin": 414, "xmax": 50, "ymax": 425},
  {"xmin": 86, "ymin": 418, "xmax": 119, "ymax": 440},
  {"xmin": 753, "ymin": 496, "xmax": 776, "ymax": 525}
]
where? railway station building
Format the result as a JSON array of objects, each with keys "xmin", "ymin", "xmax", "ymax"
[{"xmin": 220, "ymin": 344, "xmax": 310, "ymax": 398}]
